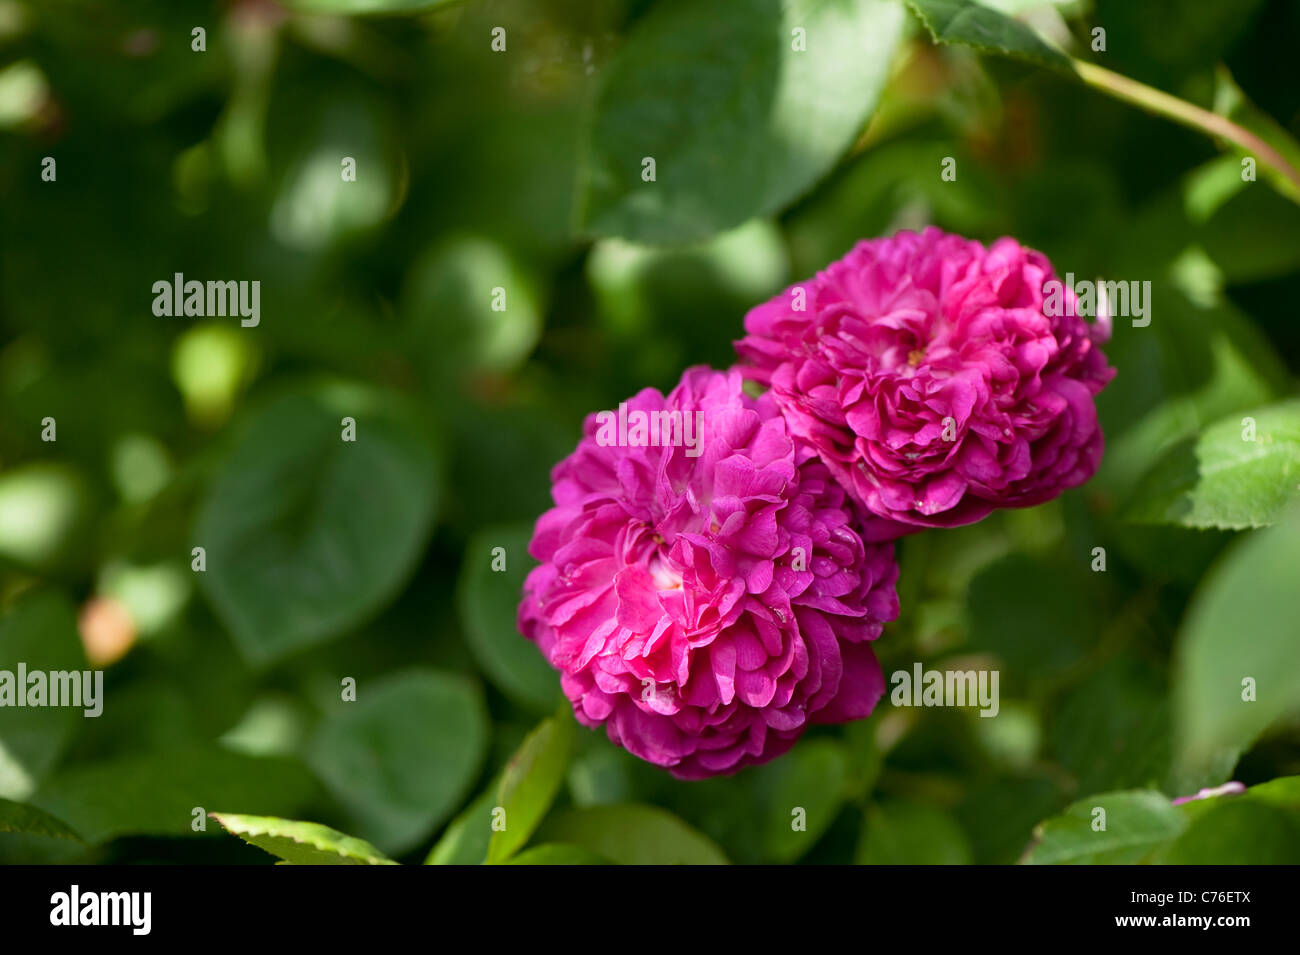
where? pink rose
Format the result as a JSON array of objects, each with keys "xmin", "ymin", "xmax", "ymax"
[
  {"xmin": 736, "ymin": 227, "xmax": 1114, "ymax": 532},
  {"xmin": 519, "ymin": 367, "xmax": 899, "ymax": 778}
]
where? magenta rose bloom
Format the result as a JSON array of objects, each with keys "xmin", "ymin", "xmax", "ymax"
[
  {"xmin": 736, "ymin": 227, "xmax": 1115, "ymax": 531},
  {"xmin": 519, "ymin": 367, "xmax": 899, "ymax": 779}
]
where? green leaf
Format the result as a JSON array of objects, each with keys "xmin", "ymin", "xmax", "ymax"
[
  {"xmin": 195, "ymin": 384, "xmax": 439, "ymax": 665},
  {"xmin": 577, "ymin": 0, "xmax": 906, "ymax": 243},
  {"xmin": 1173, "ymin": 504, "xmax": 1300, "ymax": 775},
  {"xmin": 1125, "ymin": 399, "xmax": 1300, "ymax": 530},
  {"xmin": 1161, "ymin": 799, "xmax": 1300, "ymax": 864},
  {"xmin": 857, "ymin": 800, "xmax": 973, "ymax": 864},
  {"xmin": 307, "ymin": 669, "xmax": 488, "ymax": 855},
  {"xmin": 0, "ymin": 798, "xmax": 82, "ymax": 841},
  {"xmin": 212, "ymin": 813, "xmax": 398, "ymax": 865},
  {"xmin": 537, "ymin": 805, "xmax": 730, "ymax": 865},
  {"xmin": 457, "ymin": 524, "xmax": 559, "ymax": 713},
  {"xmin": 1022, "ymin": 791, "xmax": 1187, "ymax": 864},
  {"xmin": 506, "ymin": 844, "xmax": 611, "ymax": 865},
  {"xmin": 1098, "ymin": 322, "xmax": 1280, "ymax": 503},
  {"xmin": 905, "ymin": 0, "xmax": 1075, "ymax": 72},
  {"xmin": 1160, "ymin": 779, "xmax": 1300, "ymax": 863},
  {"xmin": 1174, "ymin": 776, "xmax": 1300, "ymax": 821},
  {"xmin": 1232, "ymin": 775, "xmax": 1300, "ymax": 810},
  {"xmin": 424, "ymin": 785, "xmax": 497, "ymax": 865},
  {"xmin": 755, "ymin": 739, "xmax": 848, "ymax": 863},
  {"xmin": 0, "ymin": 591, "xmax": 88, "ymax": 800},
  {"xmin": 1024, "ymin": 778, "xmax": 1300, "ymax": 865},
  {"xmin": 486, "ymin": 714, "xmax": 576, "ymax": 863},
  {"xmin": 31, "ymin": 748, "xmax": 318, "ymax": 844}
]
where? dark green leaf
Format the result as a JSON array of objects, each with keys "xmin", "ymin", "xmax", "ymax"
[
  {"xmin": 307, "ymin": 669, "xmax": 488, "ymax": 855},
  {"xmin": 457, "ymin": 524, "xmax": 558, "ymax": 713},
  {"xmin": 0, "ymin": 591, "xmax": 88, "ymax": 800},
  {"xmin": 195, "ymin": 384, "xmax": 439, "ymax": 665}
]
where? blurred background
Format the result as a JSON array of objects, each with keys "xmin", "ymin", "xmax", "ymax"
[{"xmin": 1, "ymin": 0, "xmax": 1299, "ymax": 864}]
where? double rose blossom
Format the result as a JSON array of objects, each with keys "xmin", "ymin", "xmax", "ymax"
[{"xmin": 520, "ymin": 227, "xmax": 1114, "ymax": 778}]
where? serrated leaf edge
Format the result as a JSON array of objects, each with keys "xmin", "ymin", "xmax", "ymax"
[{"xmin": 211, "ymin": 812, "xmax": 399, "ymax": 865}]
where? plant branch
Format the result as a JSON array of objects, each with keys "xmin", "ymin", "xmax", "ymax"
[{"xmin": 1072, "ymin": 59, "xmax": 1300, "ymax": 197}]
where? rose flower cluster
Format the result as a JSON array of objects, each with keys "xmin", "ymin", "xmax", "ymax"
[{"xmin": 520, "ymin": 228, "xmax": 1114, "ymax": 778}]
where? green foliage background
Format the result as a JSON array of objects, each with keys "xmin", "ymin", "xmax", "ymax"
[{"xmin": 1, "ymin": 0, "xmax": 1299, "ymax": 864}]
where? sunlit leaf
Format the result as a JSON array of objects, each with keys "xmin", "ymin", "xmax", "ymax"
[
  {"xmin": 1023, "ymin": 791, "xmax": 1186, "ymax": 864},
  {"xmin": 486, "ymin": 714, "xmax": 576, "ymax": 863},
  {"xmin": 905, "ymin": 0, "xmax": 1074, "ymax": 71},
  {"xmin": 578, "ymin": 0, "xmax": 905, "ymax": 242},
  {"xmin": 1125, "ymin": 399, "xmax": 1300, "ymax": 530},
  {"xmin": 213, "ymin": 813, "xmax": 398, "ymax": 865}
]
